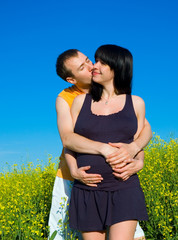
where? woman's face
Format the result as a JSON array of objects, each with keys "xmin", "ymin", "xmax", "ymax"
[{"xmin": 92, "ymin": 59, "xmax": 114, "ymax": 85}]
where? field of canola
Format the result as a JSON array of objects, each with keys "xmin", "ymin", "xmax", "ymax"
[{"xmin": 0, "ymin": 135, "xmax": 177, "ymax": 240}]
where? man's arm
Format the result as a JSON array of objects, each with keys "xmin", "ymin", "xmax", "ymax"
[
  {"xmin": 56, "ymin": 95, "xmax": 151, "ymax": 161},
  {"xmin": 56, "ymin": 96, "xmax": 118, "ymax": 156},
  {"xmin": 64, "ymin": 148, "xmax": 103, "ymax": 187},
  {"xmin": 106, "ymin": 118, "xmax": 152, "ymax": 164}
]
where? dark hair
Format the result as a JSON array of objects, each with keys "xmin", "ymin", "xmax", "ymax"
[
  {"xmin": 56, "ymin": 49, "xmax": 79, "ymax": 81},
  {"xmin": 90, "ymin": 44, "xmax": 133, "ymax": 101}
]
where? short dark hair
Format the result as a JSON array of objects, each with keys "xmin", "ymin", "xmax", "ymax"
[
  {"xmin": 56, "ymin": 49, "xmax": 79, "ymax": 81},
  {"xmin": 90, "ymin": 44, "xmax": 133, "ymax": 101}
]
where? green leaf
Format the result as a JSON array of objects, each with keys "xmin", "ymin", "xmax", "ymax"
[{"xmin": 49, "ymin": 230, "xmax": 57, "ymax": 240}]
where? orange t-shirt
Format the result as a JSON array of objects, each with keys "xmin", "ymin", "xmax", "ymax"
[{"xmin": 56, "ymin": 85, "xmax": 83, "ymax": 181}]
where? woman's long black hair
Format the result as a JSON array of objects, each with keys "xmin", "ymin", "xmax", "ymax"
[{"xmin": 90, "ymin": 44, "xmax": 133, "ymax": 101}]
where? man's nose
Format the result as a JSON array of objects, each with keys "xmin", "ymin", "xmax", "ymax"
[{"xmin": 88, "ymin": 62, "xmax": 93, "ymax": 71}]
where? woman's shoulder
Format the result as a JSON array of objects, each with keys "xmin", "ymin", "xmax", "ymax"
[
  {"xmin": 131, "ymin": 95, "xmax": 145, "ymax": 110},
  {"xmin": 131, "ymin": 95, "xmax": 145, "ymax": 104},
  {"xmin": 72, "ymin": 93, "xmax": 86, "ymax": 105},
  {"xmin": 71, "ymin": 93, "xmax": 87, "ymax": 121},
  {"xmin": 71, "ymin": 93, "xmax": 87, "ymax": 112}
]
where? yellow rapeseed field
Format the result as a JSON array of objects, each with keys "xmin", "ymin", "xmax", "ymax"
[
  {"xmin": 0, "ymin": 136, "xmax": 177, "ymax": 240},
  {"xmin": 0, "ymin": 156, "xmax": 56, "ymax": 240},
  {"xmin": 138, "ymin": 136, "xmax": 178, "ymax": 240}
]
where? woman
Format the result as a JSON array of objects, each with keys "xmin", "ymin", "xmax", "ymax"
[{"xmin": 67, "ymin": 45, "xmax": 148, "ymax": 240}]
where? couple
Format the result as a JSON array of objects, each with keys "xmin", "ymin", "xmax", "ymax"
[{"xmin": 48, "ymin": 45, "xmax": 152, "ymax": 240}]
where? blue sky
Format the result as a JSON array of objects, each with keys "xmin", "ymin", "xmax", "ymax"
[{"xmin": 0, "ymin": 0, "xmax": 178, "ymax": 171}]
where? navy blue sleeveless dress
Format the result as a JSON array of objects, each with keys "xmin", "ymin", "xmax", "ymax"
[{"xmin": 69, "ymin": 94, "xmax": 148, "ymax": 231}]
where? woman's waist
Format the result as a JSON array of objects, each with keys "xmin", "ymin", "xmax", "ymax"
[
  {"xmin": 74, "ymin": 173, "xmax": 140, "ymax": 191},
  {"xmin": 76, "ymin": 154, "xmax": 112, "ymax": 174}
]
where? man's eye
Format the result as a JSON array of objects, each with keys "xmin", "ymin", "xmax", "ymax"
[
  {"xmin": 86, "ymin": 58, "xmax": 90, "ymax": 63},
  {"xmin": 80, "ymin": 66, "xmax": 84, "ymax": 70}
]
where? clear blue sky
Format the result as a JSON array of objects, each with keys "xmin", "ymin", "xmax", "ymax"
[{"xmin": 0, "ymin": 0, "xmax": 178, "ymax": 171}]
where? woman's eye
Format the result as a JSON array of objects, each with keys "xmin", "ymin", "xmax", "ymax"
[
  {"xmin": 95, "ymin": 58, "xmax": 105, "ymax": 65},
  {"xmin": 100, "ymin": 60, "xmax": 106, "ymax": 65}
]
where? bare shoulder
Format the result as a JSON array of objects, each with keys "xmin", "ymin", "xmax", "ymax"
[
  {"xmin": 56, "ymin": 96, "xmax": 69, "ymax": 112},
  {"xmin": 73, "ymin": 94, "xmax": 86, "ymax": 104},
  {"xmin": 131, "ymin": 95, "xmax": 145, "ymax": 117},
  {"xmin": 72, "ymin": 93, "xmax": 86, "ymax": 109},
  {"xmin": 71, "ymin": 93, "xmax": 86, "ymax": 123},
  {"xmin": 56, "ymin": 95, "xmax": 66, "ymax": 104},
  {"xmin": 131, "ymin": 95, "xmax": 145, "ymax": 107}
]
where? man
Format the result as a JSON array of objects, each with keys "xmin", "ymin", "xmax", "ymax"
[{"xmin": 48, "ymin": 49, "xmax": 152, "ymax": 240}]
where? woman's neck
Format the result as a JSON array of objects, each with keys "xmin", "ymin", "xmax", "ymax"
[
  {"xmin": 102, "ymin": 86, "xmax": 116, "ymax": 99},
  {"xmin": 100, "ymin": 87, "xmax": 118, "ymax": 105}
]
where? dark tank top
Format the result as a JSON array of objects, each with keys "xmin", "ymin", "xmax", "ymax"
[{"xmin": 74, "ymin": 94, "xmax": 140, "ymax": 191}]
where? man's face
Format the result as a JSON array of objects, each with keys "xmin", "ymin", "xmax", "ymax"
[{"xmin": 65, "ymin": 51, "xmax": 93, "ymax": 89}]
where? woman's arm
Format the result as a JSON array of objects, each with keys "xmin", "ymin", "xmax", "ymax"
[{"xmin": 132, "ymin": 95, "xmax": 146, "ymax": 140}]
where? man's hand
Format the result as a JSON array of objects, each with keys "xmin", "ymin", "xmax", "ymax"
[
  {"xmin": 107, "ymin": 142, "xmax": 140, "ymax": 160},
  {"xmin": 100, "ymin": 143, "xmax": 131, "ymax": 165},
  {"xmin": 71, "ymin": 166, "xmax": 103, "ymax": 187},
  {"xmin": 112, "ymin": 151, "xmax": 144, "ymax": 181},
  {"xmin": 104, "ymin": 143, "xmax": 132, "ymax": 167}
]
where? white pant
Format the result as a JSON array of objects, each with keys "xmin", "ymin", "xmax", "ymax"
[{"xmin": 48, "ymin": 177, "xmax": 145, "ymax": 239}]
